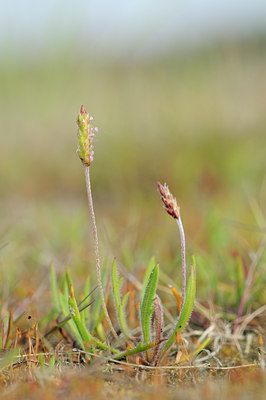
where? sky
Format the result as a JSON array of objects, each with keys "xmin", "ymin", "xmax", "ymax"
[{"xmin": 0, "ymin": 0, "xmax": 266, "ymax": 60}]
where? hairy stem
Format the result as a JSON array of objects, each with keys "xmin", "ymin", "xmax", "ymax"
[
  {"xmin": 176, "ymin": 216, "xmax": 186, "ymax": 313},
  {"xmin": 84, "ymin": 166, "xmax": 117, "ymax": 339},
  {"xmin": 152, "ymin": 295, "xmax": 164, "ymax": 365},
  {"xmin": 234, "ymin": 240, "xmax": 265, "ymax": 333}
]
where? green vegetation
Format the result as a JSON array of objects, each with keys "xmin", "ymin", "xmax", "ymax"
[{"xmin": 0, "ymin": 40, "xmax": 265, "ymax": 398}]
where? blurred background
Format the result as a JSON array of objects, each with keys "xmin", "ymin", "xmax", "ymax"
[{"xmin": 0, "ymin": 1, "xmax": 265, "ymax": 311}]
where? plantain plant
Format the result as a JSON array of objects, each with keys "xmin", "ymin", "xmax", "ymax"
[
  {"xmin": 108, "ymin": 181, "xmax": 197, "ymax": 364},
  {"xmin": 76, "ymin": 106, "xmax": 117, "ymax": 339},
  {"xmin": 50, "ymin": 106, "xmax": 198, "ymax": 364}
]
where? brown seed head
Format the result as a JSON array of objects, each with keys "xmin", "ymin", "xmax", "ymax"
[{"xmin": 157, "ymin": 182, "xmax": 180, "ymax": 219}]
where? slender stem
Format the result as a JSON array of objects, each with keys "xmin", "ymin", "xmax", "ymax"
[
  {"xmin": 234, "ymin": 240, "xmax": 265, "ymax": 333},
  {"xmin": 84, "ymin": 166, "xmax": 117, "ymax": 339},
  {"xmin": 152, "ymin": 295, "xmax": 164, "ymax": 364},
  {"xmin": 176, "ymin": 216, "xmax": 186, "ymax": 313}
]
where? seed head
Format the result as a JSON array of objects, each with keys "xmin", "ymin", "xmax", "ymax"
[
  {"xmin": 157, "ymin": 182, "xmax": 180, "ymax": 219},
  {"xmin": 76, "ymin": 105, "xmax": 97, "ymax": 166}
]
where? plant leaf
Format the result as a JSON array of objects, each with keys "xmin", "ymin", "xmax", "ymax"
[
  {"xmin": 59, "ymin": 291, "xmax": 84, "ymax": 349},
  {"xmin": 119, "ymin": 292, "xmax": 131, "ymax": 338},
  {"xmin": 80, "ymin": 275, "xmax": 91, "ymax": 325},
  {"xmin": 111, "ymin": 258, "xmax": 131, "ymax": 338},
  {"xmin": 68, "ymin": 284, "xmax": 119, "ymax": 354},
  {"xmin": 65, "ymin": 268, "xmax": 74, "ymax": 291},
  {"xmin": 140, "ymin": 264, "xmax": 159, "ymax": 345},
  {"xmin": 163, "ymin": 259, "xmax": 196, "ymax": 353},
  {"xmin": 112, "ymin": 339, "xmax": 165, "ymax": 360},
  {"xmin": 90, "ymin": 258, "xmax": 109, "ymax": 332},
  {"xmin": 141, "ymin": 256, "xmax": 156, "ymax": 303},
  {"xmin": 112, "ymin": 258, "xmax": 121, "ymax": 308}
]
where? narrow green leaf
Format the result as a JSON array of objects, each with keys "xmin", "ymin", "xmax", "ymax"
[
  {"xmin": 65, "ymin": 268, "xmax": 74, "ymax": 291},
  {"xmin": 59, "ymin": 291, "xmax": 84, "ymax": 349},
  {"xmin": 141, "ymin": 256, "xmax": 156, "ymax": 303},
  {"xmin": 50, "ymin": 263, "xmax": 60, "ymax": 314},
  {"xmin": 81, "ymin": 275, "xmax": 91, "ymax": 326},
  {"xmin": 0, "ymin": 312, "xmax": 9, "ymax": 348},
  {"xmin": 96, "ymin": 322, "xmax": 106, "ymax": 342},
  {"xmin": 112, "ymin": 258, "xmax": 121, "ymax": 307},
  {"xmin": 38, "ymin": 352, "xmax": 45, "ymax": 368},
  {"xmin": 44, "ymin": 298, "xmax": 94, "ymax": 341},
  {"xmin": 119, "ymin": 292, "xmax": 131, "ymax": 338},
  {"xmin": 49, "ymin": 355, "xmax": 56, "ymax": 369},
  {"xmin": 68, "ymin": 284, "xmax": 119, "ymax": 354},
  {"xmin": 176, "ymin": 337, "xmax": 211, "ymax": 364},
  {"xmin": 121, "ymin": 292, "xmax": 130, "ymax": 309},
  {"xmin": 112, "ymin": 339, "xmax": 164, "ymax": 360},
  {"xmin": 90, "ymin": 258, "xmax": 109, "ymax": 332},
  {"xmin": 68, "ymin": 284, "xmax": 92, "ymax": 348},
  {"xmin": 111, "ymin": 258, "xmax": 131, "ymax": 338},
  {"xmin": 58, "ymin": 291, "xmax": 68, "ymax": 316},
  {"xmin": 63, "ymin": 276, "xmax": 69, "ymax": 299},
  {"xmin": 190, "ymin": 337, "xmax": 210, "ymax": 359},
  {"xmin": 1, "ymin": 311, "xmax": 13, "ymax": 349},
  {"xmin": 163, "ymin": 260, "xmax": 196, "ymax": 353},
  {"xmin": 140, "ymin": 264, "xmax": 159, "ymax": 345},
  {"xmin": 176, "ymin": 261, "xmax": 196, "ymax": 332}
]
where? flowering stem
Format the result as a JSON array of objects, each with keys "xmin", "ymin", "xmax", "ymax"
[
  {"xmin": 84, "ymin": 165, "xmax": 117, "ymax": 339},
  {"xmin": 176, "ymin": 216, "xmax": 186, "ymax": 313},
  {"xmin": 157, "ymin": 182, "xmax": 187, "ymax": 312}
]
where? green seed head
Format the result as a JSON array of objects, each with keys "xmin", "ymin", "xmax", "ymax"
[{"xmin": 76, "ymin": 105, "xmax": 98, "ymax": 166}]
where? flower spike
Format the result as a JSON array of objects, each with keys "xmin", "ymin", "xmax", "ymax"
[
  {"xmin": 77, "ymin": 105, "xmax": 97, "ymax": 166},
  {"xmin": 157, "ymin": 182, "xmax": 187, "ymax": 334},
  {"xmin": 76, "ymin": 105, "xmax": 117, "ymax": 339},
  {"xmin": 157, "ymin": 182, "xmax": 180, "ymax": 219}
]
